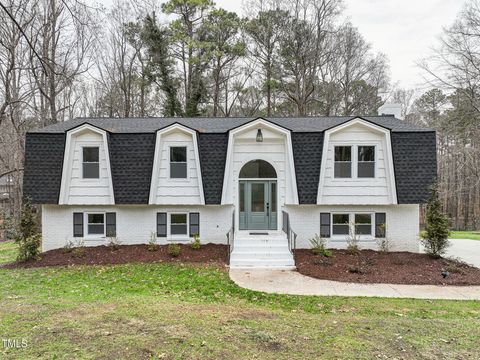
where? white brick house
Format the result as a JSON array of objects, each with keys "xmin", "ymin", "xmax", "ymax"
[{"xmin": 24, "ymin": 116, "xmax": 436, "ymax": 268}]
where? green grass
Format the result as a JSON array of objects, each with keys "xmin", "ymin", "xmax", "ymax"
[
  {"xmin": 0, "ymin": 241, "xmax": 17, "ymax": 265},
  {"xmin": 1, "ymin": 243, "xmax": 480, "ymax": 359},
  {"xmin": 450, "ymin": 231, "xmax": 480, "ymax": 240}
]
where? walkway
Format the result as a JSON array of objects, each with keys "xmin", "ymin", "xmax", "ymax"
[
  {"xmin": 445, "ymin": 239, "xmax": 480, "ymax": 268},
  {"xmin": 229, "ymin": 269, "xmax": 480, "ymax": 300}
]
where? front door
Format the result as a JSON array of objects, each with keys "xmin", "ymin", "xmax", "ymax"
[{"xmin": 239, "ymin": 180, "xmax": 277, "ymax": 230}]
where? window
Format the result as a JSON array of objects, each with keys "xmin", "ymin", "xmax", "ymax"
[
  {"xmin": 170, "ymin": 147, "xmax": 187, "ymax": 178},
  {"xmin": 87, "ymin": 213, "xmax": 105, "ymax": 236},
  {"xmin": 334, "ymin": 146, "xmax": 352, "ymax": 178},
  {"xmin": 83, "ymin": 147, "xmax": 99, "ymax": 179},
  {"xmin": 354, "ymin": 214, "xmax": 372, "ymax": 235},
  {"xmin": 170, "ymin": 213, "xmax": 188, "ymax": 235},
  {"xmin": 332, "ymin": 214, "xmax": 350, "ymax": 235},
  {"xmin": 358, "ymin": 146, "xmax": 375, "ymax": 178},
  {"xmin": 239, "ymin": 160, "xmax": 277, "ymax": 178}
]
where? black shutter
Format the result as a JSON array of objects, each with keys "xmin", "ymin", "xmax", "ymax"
[
  {"xmin": 157, "ymin": 212, "xmax": 167, "ymax": 237},
  {"xmin": 106, "ymin": 212, "xmax": 116, "ymax": 237},
  {"xmin": 375, "ymin": 213, "xmax": 386, "ymax": 238},
  {"xmin": 320, "ymin": 213, "xmax": 330, "ymax": 238},
  {"xmin": 73, "ymin": 212, "xmax": 83, "ymax": 237},
  {"xmin": 189, "ymin": 212, "xmax": 200, "ymax": 237}
]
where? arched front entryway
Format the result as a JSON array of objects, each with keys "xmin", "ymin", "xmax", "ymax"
[{"xmin": 239, "ymin": 160, "xmax": 277, "ymax": 231}]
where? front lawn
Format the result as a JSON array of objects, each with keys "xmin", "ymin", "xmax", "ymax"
[
  {"xmin": 450, "ymin": 230, "xmax": 480, "ymax": 241},
  {"xmin": 0, "ymin": 241, "xmax": 17, "ymax": 265},
  {"xmin": 1, "ymin": 244, "xmax": 480, "ymax": 359}
]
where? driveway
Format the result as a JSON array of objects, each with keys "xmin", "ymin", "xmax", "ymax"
[{"xmin": 445, "ymin": 239, "xmax": 480, "ymax": 268}]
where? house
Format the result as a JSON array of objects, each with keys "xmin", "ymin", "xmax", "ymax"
[{"xmin": 23, "ymin": 116, "xmax": 436, "ymax": 268}]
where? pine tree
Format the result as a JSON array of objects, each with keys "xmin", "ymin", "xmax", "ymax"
[
  {"xmin": 15, "ymin": 198, "xmax": 41, "ymax": 261},
  {"xmin": 421, "ymin": 184, "xmax": 450, "ymax": 258}
]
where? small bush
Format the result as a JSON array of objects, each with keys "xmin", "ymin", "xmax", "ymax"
[
  {"xmin": 191, "ymin": 234, "xmax": 201, "ymax": 250},
  {"xmin": 107, "ymin": 233, "xmax": 121, "ymax": 251},
  {"xmin": 17, "ymin": 234, "xmax": 42, "ymax": 262},
  {"xmin": 346, "ymin": 230, "xmax": 360, "ymax": 254},
  {"xmin": 376, "ymin": 237, "xmax": 392, "ymax": 252},
  {"xmin": 168, "ymin": 243, "xmax": 181, "ymax": 257},
  {"xmin": 421, "ymin": 184, "xmax": 450, "ymax": 258},
  {"xmin": 148, "ymin": 232, "xmax": 158, "ymax": 252},
  {"xmin": 309, "ymin": 234, "xmax": 331, "ymax": 257},
  {"xmin": 14, "ymin": 199, "xmax": 41, "ymax": 261},
  {"xmin": 63, "ymin": 240, "xmax": 75, "ymax": 253}
]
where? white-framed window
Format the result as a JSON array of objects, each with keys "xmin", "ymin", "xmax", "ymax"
[
  {"xmin": 169, "ymin": 213, "xmax": 188, "ymax": 237},
  {"xmin": 333, "ymin": 145, "xmax": 376, "ymax": 179},
  {"xmin": 331, "ymin": 212, "xmax": 374, "ymax": 239},
  {"xmin": 357, "ymin": 146, "xmax": 375, "ymax": 178},
  {"xmin": 86, "ymin": 213, "xmax": 105, "ymax": 236},
  {"xmin": 169, "ymin": 146, "xmax": 187, "ymax": 179},
  {"xmin": 82, "ymin": 146, "xmax": 100, "ymax": 179},
  {"xmin": 334, "ymin": 146, "xmax": 352, "ymax": 178}
]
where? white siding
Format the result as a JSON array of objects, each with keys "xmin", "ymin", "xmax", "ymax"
[
  {"xmin": 42, "ymin": 204, "xmax": 233, "ymax": 251},
  {"xmin": 151, "ymin": 131, "xmax": 202, "ymax": 205},
  {"xmin": 319, "ymin": 122, "xmax": 395, "ymax": 205},
  {"xmin": 41, "ymin": 204, "xmax": 419, "ymax": 253},
  {"xmin": 285, "ymin": 204, "xmax": 420, "ymax": 252},
  {"xmin": 62, "ymin": 130, "xmax": 114, "ymax": 205}
]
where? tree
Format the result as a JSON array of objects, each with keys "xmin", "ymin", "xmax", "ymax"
[
  {"xmin": 203, "ymin": 9, "xmax": 245, "ymax": 116},
  {"xmin": 421, "ymin": 184, "xmax": 450, "ymax": 258},
  {"xmin": 162, "ymin": 0, "xmax": 214, "ymax": 116},
  {"xmin": 245, "ymin": 9, "xmax": 288, "ymax": 116},
  {"xmin": 15, "ymin": 198, "xmax": 41, "ymax": 261}
]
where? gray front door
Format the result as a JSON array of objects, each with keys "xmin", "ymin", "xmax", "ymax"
[{"xmin": 239, "ymin": 180, "xmax": 277, "ymax": 230}]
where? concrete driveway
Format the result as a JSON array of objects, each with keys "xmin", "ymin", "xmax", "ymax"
[{"xmin": 445, "ymin": 239, "xmax": 480, "ymax": 268}]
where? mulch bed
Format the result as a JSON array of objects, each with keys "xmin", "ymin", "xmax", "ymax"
[
  {"xmin": 2, "ymin": 243, "xmax": 228, "ymax": 269},
  {"xmin": 295, "ymin": 249, "xmax": 480, "ymax": 286}
]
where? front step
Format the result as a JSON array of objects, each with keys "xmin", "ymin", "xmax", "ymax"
[{"xmin": 230, "ymin": 233, "xmax": 295, "ymax": 269}]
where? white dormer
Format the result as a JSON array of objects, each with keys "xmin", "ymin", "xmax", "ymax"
[
  {"xmin": 59, "ymin": 124, "xmax": 115, "ymax": 205},
  {"xmin": 149, "ymin": 123, "xmax": 205, "ymax": 205},
  {"xmin": 317, "ymin": 118, "xmax": 397, "ymax": 205}
]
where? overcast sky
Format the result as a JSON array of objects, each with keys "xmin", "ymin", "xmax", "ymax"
[{"xmin": 213, "ymin": 0, "xmax": 465, "ymax": 90}]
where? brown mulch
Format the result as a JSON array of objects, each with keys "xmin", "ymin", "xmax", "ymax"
[
  {"xmin": 2, "ymin": 243, "xmax": 228, "ymax": 269},
  {"xmin": 295, "ymin": 249, "xmax": 480, "ymax": 286}
]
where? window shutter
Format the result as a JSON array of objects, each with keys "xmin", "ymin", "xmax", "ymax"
[
  {"xmin": 320, "ymin": 213, "xmax": 331, "ymax": 238},
  {"xmin": 375, "ymin": 213, "xmax": 386, "ymax": 238},
  {"xmin": 106, "ymin": 213, "xmax": 116, "ymax": 237},
  {"xmin": 73, "ymin": 212, "xmax": 83, "ymax": 237},
  {"xmin": 189, "ymin": 212, "xmax": 200, "ymax": 237},
  {"xmin": 157, "ymin": 212, "xmax": 167, "ymax": 237}
]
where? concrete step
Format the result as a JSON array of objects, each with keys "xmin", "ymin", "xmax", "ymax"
[{"xmin": 229, "ymin": 258, "xmax": 295, "ymax": 269}]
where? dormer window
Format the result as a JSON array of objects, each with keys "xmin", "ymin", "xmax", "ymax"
[
  {"xmin": 82, "ymin": 147, "xmax": 99, "ymax": 179},
  {"xmin": 170, "ymin": 146, "xmax": 187, "ymax": 179},
  {"xmin": 334, "ymin": 146, "xmax": 352, "ymax": 178},
  {"xmin": 358, "ymin": 146, "xmax": 375, "ymax": 178}
]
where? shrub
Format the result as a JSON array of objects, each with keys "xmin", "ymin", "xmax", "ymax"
[
  {"xmin": 309, "ymin": 234, "xmax": 331, "ymax": 257},
  {"xmin": 346, "ymin": 229, "xmax": 360, "ymax": 254},
  {"xmin": 17, "ymin": 234, "xmax": 42, "ymax": 262},
  {"xmin": 107, "ymin": 231, "xmax": 121, "ymax": 251},
  {"xmin": 168, "ymin": 243, "xmax": 181, "ymax": 257},
  {"xmin": 191, "ymin": 234, "xmax": 201, "ymax": 250},
  {"xmin": 64, "ymin": 239, "xmax": 85, "ymax": 257},
  {"xmin": 148, "ymin": 232, "xmax": 158, "ymax": 252},
  {"xmin": 421, "ymin": 184, "xmax": 450, "ymax": 258},
  {"xmin": 63, "ymin": 240, "xmax": 75, "ymax": 253},
  {"xmin": 14, "ymin": 199, "xmax": 41, "ymax": 261},
  {"xmin": 376, "ymin": 236, "xmax": 392, "ymax": 252}
]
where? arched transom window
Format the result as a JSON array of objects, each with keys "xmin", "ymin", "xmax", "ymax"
[{"xmin": 239, "ymin": 160, "xmax": 277, "ymax": 178}]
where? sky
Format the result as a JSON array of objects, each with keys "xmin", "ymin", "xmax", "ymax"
[{"xmin": 213, "ymin": 0, "xmax": 465, "ymax": 90}]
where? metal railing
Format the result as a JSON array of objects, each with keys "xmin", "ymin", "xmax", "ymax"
[
  {"xmin": 226, "ymin": 211, "xmax": 235, "ymax": 262},
  {"xmin": 282, "ymin": 210, "xmax": 297, "ymax": 255}
]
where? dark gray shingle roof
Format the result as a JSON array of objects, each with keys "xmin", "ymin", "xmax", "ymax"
[{"xmin": 31, "ymin": 115, "xmax": 431, "ymax": 134}]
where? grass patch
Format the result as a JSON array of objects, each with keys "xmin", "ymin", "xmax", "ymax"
[
  {"xmin": 1, "ymin": 247, "xmax": 480, "ymax": 358},
  {"xmin": 0, "ymin": 241, "xmax": 17, "ymax": 265},
  {"xmin": 450, "ymin": 231, "xmax": 480, "ymax": 240}
]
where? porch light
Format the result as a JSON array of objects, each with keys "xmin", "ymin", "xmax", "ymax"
[{"xmin": 256, "ymin": 129, "xmax": 263, "ymax": 142}]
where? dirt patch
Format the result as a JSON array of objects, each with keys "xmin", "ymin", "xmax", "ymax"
[
  {"xmin": 295, "ymin": 249, "xmax": 480, "ymax": 285},
  {"xmin": 2, "ymin": 243, "xmax": 228, "ymax": 269}
]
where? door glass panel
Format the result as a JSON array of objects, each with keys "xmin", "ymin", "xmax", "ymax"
[
  {"xmin": 251, "ymin": 183, "xmax": 265, "ymax": 212},
  {"xmin": 239, "ymin": 183, "xmax": 245, "ymax": 212},
  {"xmin": 271, "ymin": 182, "xmax": 277, "ymax": 212}
]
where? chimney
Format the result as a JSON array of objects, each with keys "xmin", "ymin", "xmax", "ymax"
[{"xmin": 378, "ymin": 103, "xmax": 402, "ymax": 120}]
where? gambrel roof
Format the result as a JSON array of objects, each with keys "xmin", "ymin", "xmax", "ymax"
[{"xmin": 23, "ymin": 116, "xmax": 436, "ymax": 205}]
